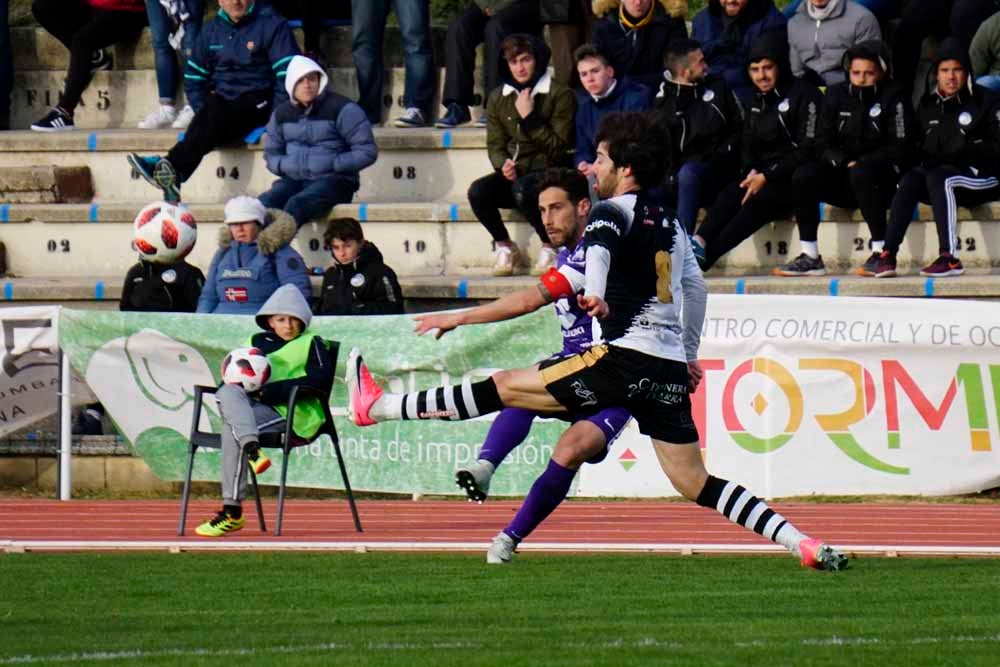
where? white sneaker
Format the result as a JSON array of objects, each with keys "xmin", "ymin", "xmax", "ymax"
[
  {"xmin": 491, "ymin": 243, "xmax": 522, "ymax": 277},
  {"xmin": 171, "ymin": 105, "xmax": 195, "ymax": 129},
  {"xmin": 455, "ymin": 459, "xmax": 495, "ymax": 503},
  {"xmin": 530, "ymin": 246, "xmax": 559, "ymax": 276},
  {"xmin": 486, "ymin": 531, "xmax": 516, "ymax": 564},
  {"xmin": 138, "ymin": 105, "xmax": 177, "ymax": 129}
]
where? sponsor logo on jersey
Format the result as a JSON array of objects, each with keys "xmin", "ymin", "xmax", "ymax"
[
  {"xmin": 585, "ymin": 219, "xmax": 621, "ymax": 235},
  {"xmin": 570, "ymin": 379, "xmax": 598, "ymax": 406}
]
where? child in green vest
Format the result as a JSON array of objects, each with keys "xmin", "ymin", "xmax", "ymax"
[{"xmin": 196, "ymin": 284, "xmax": 335, "ymax": 538}]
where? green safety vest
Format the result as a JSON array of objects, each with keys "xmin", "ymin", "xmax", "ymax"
[{"xmin": 245, "ymin": 332, "xmax": 327, "ymax": 439}]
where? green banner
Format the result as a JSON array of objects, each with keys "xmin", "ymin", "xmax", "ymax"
[{"xmin": 58, "ymin": 308, "xmax": 567, "ymax": 495}]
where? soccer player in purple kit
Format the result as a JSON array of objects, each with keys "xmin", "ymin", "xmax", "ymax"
[
  {"xmin": 412, "ymin": 168, "xmax": 631, "ymax": 563},
  {"xmin": 347, "ymin": 112, "xmax": 848, "ymax": 572}
]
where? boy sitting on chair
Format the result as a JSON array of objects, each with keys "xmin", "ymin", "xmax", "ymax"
[{"xmin": 196, "ymin": 283, "xmax": 335, "ymax": 537}]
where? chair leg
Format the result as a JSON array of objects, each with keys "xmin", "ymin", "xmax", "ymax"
[
  {"xmin": 249, "ymin": 467, "xmax": 266, "ymax": 533},
  {"xmin": 178, "ymin": 445, "xmax": 198, "ymax": 536},
  {"xmin": 332, "ymin": 438, "xmax": 363, "ymax": 532},
  {"xmin": 275, "ymin": 446, "xmax": 292, "ymax": 537}
]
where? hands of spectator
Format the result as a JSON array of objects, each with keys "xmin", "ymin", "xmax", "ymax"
[
  {"xmin": 577, "ymin": 161, "xmax": 594, "ymax": 177},
  {"xmin": 740, "ymin": 171, "xmax": 766, "ymax": 205},
  {"xmin": 413, "ymin": 312, "xmax": 461, "ymax": 339},
  {"xmin": 847, "ymin": 160, "xmax": 858, "ymax": 168},
  {"xmin": 687, "ymin": 360, "xmax": 704, "ymax": 393},
  {"xmin": 515, "ymin": 89, "xmax": 534, "ymax": 119},
  {"xmin": 577, "ymin": 294, "xmax": 609, "ymax": 319},
  {"xmin": 502, "ymin": 159, "xmax": 518, "ymax": 181}
]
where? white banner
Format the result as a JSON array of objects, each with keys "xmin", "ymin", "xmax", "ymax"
[
  {"xmin": 577, "ymin": 294, "xmax": 1000, "ymax": 497},
  {"xmin": 0, "ymin": 306, "xmax": 63, "ymax": 436}
]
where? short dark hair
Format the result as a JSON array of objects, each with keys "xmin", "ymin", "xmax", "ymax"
[
  {"xmin": 501, "ymin": 34, "xmax": 535, "ymax": 62},
  {"xmin": 536, "ymin": 168, "xmax": 591, "ymax": 205},
  {"xmin": 594, "ymin": 112, "xmax": 670, "ymax": 189},
  {"xmin": 574, "ymin": 43, "xmax": 611, "ymax": 67},
  {"xmin": 664, "ymin": 38, "xmax": 702, "ymax": 75},
  {"xmin": 323, "ymin": 217, "xmax": 364, "ymax": 248}
]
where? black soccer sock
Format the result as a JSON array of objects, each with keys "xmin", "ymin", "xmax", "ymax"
[
  {"xmin": 223, "ymin": 503, "xmax": 242, "ymax": 519},
  {"xmin": 372, "ymin": 377, "xmax": 504, "ymax": 421},
  {"xmin": 696, "ymin": 475, "xmax": 806, "ymax": 552}
]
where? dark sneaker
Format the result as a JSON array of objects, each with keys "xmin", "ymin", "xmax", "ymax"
[
  {"xmin": 773, "ymin": 253, "xmax": 826, "ymax": 277},
  {"xmin": 856, "ymin": 251, "xmax": 882, "ymax": 276},
  {"xmin": 90, "ymin": 49, "xmax": 113, "ymax": 73},
  {"xmin": 872, "ymin": 251, "xmax": 897, "ymax": 278},
  {"xmin": 455, "ymin": 459, "xmax": 494, "ymax": 503},
  {"xmin": 30, "ymin": 107, "xmax": 74, "ymax": 132},
  {"xmin": 434, "ymin": 103, "xmax": 471, "ymax": 128},
  {"xmin": 690, "ymin": 236, "xmax": 707, "ymax": 270},
  {"xmin": 919, "ymin": 254, "xmax": 964, "ymax": 277},
  {"xmin": 153, "ymin": 158, "xmax": 181, "ymax": 202},
  {"xmin": 127, "ymin": 153, "xmax": 161, "ymax": 187},
  {"xmin": 393, "ymin": 107, "xmax": 427, "ymax": 128}
]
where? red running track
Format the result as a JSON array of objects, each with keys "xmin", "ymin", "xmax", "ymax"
[{"xmin": 2, "ymin": 499, "xmax": 999, "ymax": 555}]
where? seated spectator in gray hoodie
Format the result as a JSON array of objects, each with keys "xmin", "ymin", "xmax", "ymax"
[
  {"xmin": 788, "ymin": 0, "xmax": 880, "ymax": 86},
  {"xmin": 259, "ymin": 55, "xmax": 378, "ymax": 228}
]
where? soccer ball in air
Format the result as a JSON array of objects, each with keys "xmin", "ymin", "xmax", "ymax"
[
  {"xmin": 221, "ymin": 347, "xmax": 271, "ymax": 392},
  {"xmin": 133, "ymin": 201, "xmax": 198, "ymax": 264}
]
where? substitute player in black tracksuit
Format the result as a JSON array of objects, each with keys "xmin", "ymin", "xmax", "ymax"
[
  {"xmin": 783, "ymin": 40, "xmax": 916, "ymax": 278},
  {"xmin": 653, "ymin": 39, "xmax": 742, "ymax": 234},
  {"xmin": 874, "ymin": 38, "xmax": 1000, "ymax": 279},
  {"xmin": 692, "ymin": 38, "xmax": 822, "ymax": 271}
]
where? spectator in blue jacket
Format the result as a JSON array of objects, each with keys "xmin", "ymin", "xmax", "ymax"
[
  {"xmin": 197, "ymin": 196, "xmax": 311, "ymax": 314},
  {"xmin": 573, "ymin": 43, "xmax": 649, "ymax": 177},
  {"xmin": 692, "ymin": 0, "xmax": 787, "ymax": 102},
  {"xmin": 260, "ymin": 56, "xmax": 378, "ymax": 228},
  {"xmin": 127, "ymin": 0, "xmax": 299, "ymax": 202}
]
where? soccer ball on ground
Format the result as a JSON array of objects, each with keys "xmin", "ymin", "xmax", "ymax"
[
  {"xmin": 221, "ymin": 347, "xmax": 271, "ymax": 392},
  {"xmin": 133, "ymin": 201, "xmax": 198, "ymax": 264}
]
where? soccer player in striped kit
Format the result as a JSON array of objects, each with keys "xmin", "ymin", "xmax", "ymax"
[{"xmin": 348, "ymin": 112, "xmax": 847, "ymax": 571}]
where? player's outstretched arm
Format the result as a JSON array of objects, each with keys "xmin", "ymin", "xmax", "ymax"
[{"xmin": 413, "ymin": 285, "xmax": 551, "ymax": 338}]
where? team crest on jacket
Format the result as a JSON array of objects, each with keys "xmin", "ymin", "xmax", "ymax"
[
  {"xmin": 702, "ymin": 89, "xmax": 715, "ymax": 102},
  {"xmin": 778, "ymin": 99, "xmax": 790, "ymax": 113},
  {"xmin": 959, "ymin": 112, "xmax": 972, "ymax": 126},
  {"xmin": 869, "ymin": 103, "xmax": 882, "ymax": 118},
  {"xmin": 350, "ymin": 274, "xmax": 366, "ymax": 287}
]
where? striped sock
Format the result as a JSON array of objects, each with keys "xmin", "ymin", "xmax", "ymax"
[
  {"xmin": 696, "ymin": 475, "xmax": 806, "ymax": 554},
  {"xmin": 371, "ymin": 377, "xmax": 504, "ymax": 421}
]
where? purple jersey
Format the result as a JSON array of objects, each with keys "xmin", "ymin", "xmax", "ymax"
[{"xmin": 554, "ymin": 238, "xmax": 600, "ymax": 356}]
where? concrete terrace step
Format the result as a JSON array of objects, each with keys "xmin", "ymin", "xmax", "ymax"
[
  {"xmin": 1, "ymin": 273, "xmax": 998, "ymax": 304},
  {"xmin": 10, "ymin": 67, "xmax": 487, "ymax": 130},
  {"xmin": 3, "ymin": 201, "xmax": 1000, "ymax": 278},
  {"xmin": 0, "ymin": 128, "xmax": 490, "ymax": 204},
  {"xmin": 11, "ymin": 25, "xmax": 455, "ymax": 72}
]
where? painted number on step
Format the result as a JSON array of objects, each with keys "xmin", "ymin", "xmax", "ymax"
[
  {"xmin": 24, "ymin": 89, "xmax": 109, "ymax": 111},
  {"xmin": 763, "ymin": 240, "xmax": 788, "ymax": 256},
  {"xmin": 215, "ymin": 166, "xmax": 240, "ymax": 180},
  {"xmin": 403, "ymin": 240, "xmax": 426, "ymax": 253},
  {"xmin": 46, "ymin": 239, "xmax": 70, "ymax": 253},
  {"xmin": 393, "ymin": 166, "xmax": 417, "ymax": 180},
  {"xmin": 955, "ymin": 237, "xmax": 977, "ymax": 252}
]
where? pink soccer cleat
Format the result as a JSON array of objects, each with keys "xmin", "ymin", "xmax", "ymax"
[
  {"xmin": 799, "ymin": 538, "xmax": 849, "ymax": 571},
  {"xmin": 346, "ymin": 347, "xmax": 383, "ymax": 427}
]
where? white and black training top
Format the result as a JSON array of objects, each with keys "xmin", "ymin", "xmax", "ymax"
[{"xmin": 582, "ymin": 191, "xmax": 707, "ymax": 364}]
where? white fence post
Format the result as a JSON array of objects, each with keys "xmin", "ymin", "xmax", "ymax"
[{"xmin": 59, "ymin": 348, "xmax": 72, "ymax": 501}]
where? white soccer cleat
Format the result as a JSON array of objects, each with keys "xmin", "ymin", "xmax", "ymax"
[
  {"xmin": 455, "ymin": 459, "xmax": 495, "ymax": 503},
  {"xmin": 486, "ymin": 531, "xmax": 516, "ymax": 564},
  {"xmin": 345, "ymin": 347, "xmax": 383, "ymax": 427}
]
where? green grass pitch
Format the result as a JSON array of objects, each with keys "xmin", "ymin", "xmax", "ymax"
[{"xmin": 1, "ymin": 552, "xmax": 999, "ymax": 666}]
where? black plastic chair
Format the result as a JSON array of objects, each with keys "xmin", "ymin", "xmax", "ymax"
[{"xmin": 178, "ymin": 340, "xmax": 362, "ymax": 536}]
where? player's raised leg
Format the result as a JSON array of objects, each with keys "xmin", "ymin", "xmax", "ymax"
[
  {"xmin": 487, "ymin": 407, "xmax": 629, "ymax": 564},
  {"xmin": 346, "ymin": 347, "xmax": 564, "ymax": 425},
  {"xmin": 652, "ymin": 438, "xmax": 848, "ymax": 571}
]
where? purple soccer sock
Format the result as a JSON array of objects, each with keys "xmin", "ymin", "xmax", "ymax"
[
  {"xmin": 504, "ymin": 459, "xmax": 577, "ymax": 543},
  {"xmin": 477, "ymin": 407, "xmax": 537, "ymax": 469}
]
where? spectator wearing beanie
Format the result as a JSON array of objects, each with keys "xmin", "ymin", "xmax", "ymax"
[
  {"xmin": 779, "ymin": 40, "xmax": 914, "ymax": 278},
  {"xmin": 653, "ymin": 38, "xmax": 742, "ymax": 234},
  {"xmin": 472, "ymin": 33, "xmax": 576, "ymax": 277},
  {"xmin": 691, "ymin": 0, "xmax": 787, "ymax": 103},
  {"xmin": 316, "ymin": 217, "xmax": 404, "ymax": 316},
  {"xmin": 259, "ymin": 55, "xmax": 377, "ymax": 228},
  {"xmin": 692, "ymin": 38, "xmax": 822, "ymax": 271},
  {"xmin": 197, "ymin": 196, "xmax": 311, "ymax": 314},
  {"xmin": 788, "ymin": 0, "xmax": 880, "ymax": 87},
  {"xmin": 873, "ymin": 38, "xmax": 1000, "ymax": 279},
  {"xmin": 591, "ymin": 0, "xmax": 688, "ymax": 91},
  {"xmin": 126, "ymin": 0, "xmax": 299, "ymax": 202},
  {"xmin": 30, "ymin": 0, "xmax": 149, "ymax": 131},
  {"xmin": 573, "ymin": 43, "xmax": 649, "ymax": 179}
]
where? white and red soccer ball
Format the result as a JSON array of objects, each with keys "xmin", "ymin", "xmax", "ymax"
[
  {"xmin": 133, "ymin": 201, "xmax": 198, "ymax": 264},
  {"xmin": 221, "ymin": 347, "xmax": 271, "ymax": 392}
]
